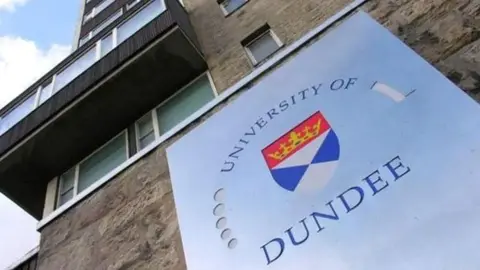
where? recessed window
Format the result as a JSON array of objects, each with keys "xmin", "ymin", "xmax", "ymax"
[
  {"xmin": 53, "ymin": 72, "xmax": 215, "ymax": 208},
  {"xmin": 156, "ymin": 74, "xmax": 216, "ymax": 135},
  {"xmin": 54, "ymin": 46, "xmax": 97, "ymax": 92},
  {"xmin": 136, "ymin": 112, "xmax": 156, "ymax": 150},
  {"xmin": 219, "ymin": 0, "xmax": 248, "ymax": 15},
  {"xmin": 117, "ymin": 0, "xmax": 164, "ymax": 44},
  {"xmin": 78, "ymin": 133, "xmax": 127, "ymax": 192},
  {"xmin": 80, "ymin": 8, "xmax": 123, "ymax": 46},
  {"xmin": 38, "ymin": 80, "xmax": 54, "ymax": 105},
  {"xmin": 242, "ymin": 25, "xmax": 283, "ymax": 66},
  {"xmin": 57, "ymin": 168, "xmax": 75, "ymax": 207},
  {"xmin": 92, "ymin": 9, "xmax": 123, "ymax": 37},
  {"xmin": 126, "ymin": 0, "xmax": 141, "ymax": 10},
  {"xmin": 0, "ymin": 93, "xmax": 36, "ymax": 136},
  {"xmin": 83, "ymin": 0, "xmax": 116, "ymax": 24},
  {"xmin": 100, "ymin": 33, "xmax": 115, "ymax": 57},
  {"xmin": 56, "ymin": 132, "xmax": 128, "ymax": 208}
]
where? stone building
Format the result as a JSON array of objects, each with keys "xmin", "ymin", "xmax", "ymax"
[{"xmin": 1, "ymin": 0, "xmax": 480, "ymax": 269}]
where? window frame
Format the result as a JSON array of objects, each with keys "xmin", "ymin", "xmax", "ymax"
[
  {"xmin": 83, "ymin": 0, "xmax": 117, "ymax": 24},
  {"xmin": 56, "ymin": 167, "xmax": 77, "ymax": 208},
  {"xmin": 81, "ymin": 8, "xmax": 124, "ymax": 45},
  {"xmin": 54, "ymin": 71, "xmax": 217, "ymax": 206},
  {"xmin": 53, "ymin": 44, "xmax": 98, "ymax": 93},
  {"xmin": 126, "ymin": 0, "xmax": 141, "ymax": 10},
  {"xmin": 0, "ymin": 92, "xmax": 37, "ymax": 135},
  {"xmin": 0, "ymin": 92, "xmax": 37, "ymax": 119},
  {"xmin": 134, "ymin": 110, "xmax": 159, "ymax": 151},
  {"xmin": 1, "ymin": 0, "xmax": 166, "ymax": 138},
  {"xmin": 116, "ymin": 0, "xmax": 163, "ymax": 45},
  {"xmin": 56, "ymin": 130, "xmax": 128, "ymax": 208},
  {"xmin": 244, "ymin": 29, "xmax": 283, "ymax": 66},
  {"xmin": 155, "ymin": 72, "xmax": 218, "ymax": 132},
  {"xmin": 133, "ymin": 72, "xmax": 217, "ymax": 151},
  {"xmin": 219, "ymin": 0, "xmax": 249, "ymax": 16}
]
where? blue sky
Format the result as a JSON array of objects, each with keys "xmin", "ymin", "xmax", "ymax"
[
  {"xmin": 0, "ymin": 0, "xmax": 80, "ymax": 50},
  {"xmin": 0, "ymin": 0, "xmax": 80, "ymax": 268}
]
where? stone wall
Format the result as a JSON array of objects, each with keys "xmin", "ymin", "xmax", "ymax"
[
  {"xmin": 365, "ymin": 0, "xmax": 480, "ymax": 100},
  {"xmin": 37, "ymin": 0, "xmax": 480, "ymax": 269},
  {"xmin": 186, "ymin": 0, "xmax": 353, "ymax": 92}
]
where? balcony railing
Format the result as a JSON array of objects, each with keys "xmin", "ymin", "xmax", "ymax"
[{"xmin": 0, "ymin": 0, "xmax": 166, "ymax": 137}]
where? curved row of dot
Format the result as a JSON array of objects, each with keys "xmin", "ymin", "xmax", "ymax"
[{"xmin": 213, "ymin": 188, "xmax": 238, "ymax": 249}]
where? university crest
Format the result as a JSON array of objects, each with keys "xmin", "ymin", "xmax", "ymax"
[{"xmin": 262, "ymin": 112, "xmax": 340, "ymax": 192}]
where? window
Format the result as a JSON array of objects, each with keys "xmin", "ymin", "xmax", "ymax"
[
  {"xmin": 84, "ymin": 10, "xmax": 95, "ymax": 23},
  {"xmin": 92, "ymin": 9, "xmax": 123, "ymax": 37},
  {"xmin": 54, "ymin": 46, "xmax": 97, "ymax": 92},
  {"xmin": 0, "ymin": 94, "xmax": 36, "ymax": 136},
  {"xmin": 79, "ymin": 34, "xmax": 90, "ymax": 47},
  {"xmin": 219, "ymin": 0, "xmax": 248, "ymax": 15},
  {"xmin": 53, "ymin": 73, "xmax": 215, "ymax": 208},
  {"xmin": 57, "ymin": 168, "xmax": 75, "ymax": 207},
  {"xmin": 242, "ymin": 25, "xmax": 283, "ymax": 65},
  {"xmin": 38, "ymin": 80, "xmax": 54, "ymax": 105},
  {"xmin": 96, "ymin": 0, "xmax": 116, "ymax": 14},
  {"xmin": 77, "ymin": 133, "xmax": 127, "ymax": 192},
  {"xmin": 83, "ymin": 0, "xmax": 116, "ymax": 24},
  {"xmin": 136, "ymin": 112, "xmax": 156, "ymax": 150},
  {"xmin": 57, "ymin": 132, "xmax": 128, "ymax": 207},
  {"xmin": 126, "ymin": 0, "xmax": 141, "ymax": 10},
  {"xmin": 156, "ymin": 74, "xmax": 215, "ymax": 135},
  {"xmin": 117, "ymin": 0, "xmax": 164, "ymax": 44},
  {"xmin": 80, "ymin": 9, "xmax": 123, "ymax": 46},
  {"xmin": 100, "ymin": 33, "xmax": 115, "ymax": 57}
]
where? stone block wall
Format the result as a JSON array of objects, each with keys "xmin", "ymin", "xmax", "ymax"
[
  {"xmin": 37, "ymin": 0, "xmax": 480, "ymax": 269},
  {"xmin": 186, "ymin": 0, "xmax": 353, "ymax": 92},
  {"xmin": 365, "ymin": 0, "xmax": 480, "ymax": 100}
]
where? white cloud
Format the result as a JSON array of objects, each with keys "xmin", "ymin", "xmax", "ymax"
[
  {"xmin": 0, "ymin": 37, "xmax": 69, "ymax": 267},
  {"xmin": 0, "ymin": 194, "xmax": 39, "ymax": 270},
  {"xmin": 0, "ymin": 36, "xmax": 70, "ymax": 108},
  {"xmin": 0, "ymin": 0, "xmax": 28, "ymax": 12}
]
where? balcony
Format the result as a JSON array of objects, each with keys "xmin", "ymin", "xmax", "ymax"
[{"xmin": 0, "ymin": 0, "xmax": 206, "ymax": 219}]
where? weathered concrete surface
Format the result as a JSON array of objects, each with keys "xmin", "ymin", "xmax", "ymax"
[{"xmin": 37, "ymin": 0, "xmax": 480, "ymax": 269}]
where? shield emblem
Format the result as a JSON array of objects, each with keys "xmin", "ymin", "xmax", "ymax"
[{"xmin": 262, "ymin": 111, "xmax": 340, "ymax": 192}]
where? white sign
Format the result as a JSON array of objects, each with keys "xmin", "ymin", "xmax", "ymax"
[{"xmin": 167, "ymin": 11, "xmax": 480, "ymax": 270}]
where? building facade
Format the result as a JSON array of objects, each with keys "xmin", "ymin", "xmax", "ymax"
[{"xmin": 2, "ymin": 0, "xmax": 480, "ymax": 269}]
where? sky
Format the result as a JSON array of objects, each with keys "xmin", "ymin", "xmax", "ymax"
[{"xmin": 0, "ymin": 0, "xmax": 80, "ymax": 268}]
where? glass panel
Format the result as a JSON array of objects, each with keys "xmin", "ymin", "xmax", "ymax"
[
  {"xmin": 92, "ymin": 9, "xmax": 123, "ymax": 37},
  {"xmin": 101, "ymin": 33, "xmax": 114, "ymax": 57},
  {"xmin": 117, "ymin": 0, "xmax": 165, "ymax": 44},
  {"xmin": 59, "ymin": 189, "xmax": 74, "ymax": 207},
  {"xmin": 136, "ymin": 113, "xmax": 155, "ymax": 149},
  {"xmin": 126, "ymin": 0, "xmax": 141, "ymax": 10},
  {"xmin": 137, "ymin": 113, "xmax": 154, "ymax": 138},
  {"xmin": 83, "ymin": 10, "xmax": 94, "ymax": 23},
  {"xmin": 79, "ymin": 34, "xmax": 90, "ymax": 47},
  {"xmin": 39, "ymin": 81, "xmax": 53, "ymax": 105},
  {"xmin": 221, "ymin": 0, "xmax": 247, "ymax": 13},
  {"xmin": 58, "ymin": 167, "xmax": 76, "ymax": 207},
  {"xmin": 54, "ymin": 46, "xmax": 97, "ymax": 92},
  {"xmin": 96, "ymin": 0, "xmax": 115, "ymax": 14},
  {"xmin": 157, "ymin": 75, "xmax": 214, "ymax": 135},
  {"xmin": 59, "ymin": 167, "xmax": 75, "ymax": 193},
  {"xmin": 247, "ymin": 32, "xmax": 280, "ymax": 63},
  {"xmin": 78, "ymin": 133, "xmax": 127, "ymax": 192},
  {"xmin": 139, "ymin": 132, "xmax": 155, "ymax": 149},
  {"xmin": 0, "ymin": 94, "xmax": 36, "ymax": 136}
]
